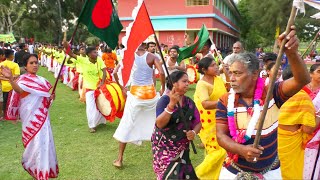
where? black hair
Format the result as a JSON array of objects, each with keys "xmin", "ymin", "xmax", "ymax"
[
  {"xmin": 22, "ymin": 53, "xmax": 38, "ymax": 66},
  {"xmin": 86, "ymin": 46, "xmax": 96, "ymax": 55},
  {"xmin": 310, "ymin": 64, "xmax": 320, "ymax": 73},
  {"xmin": 4, "ymin": 49, "xmax": 14, "ymax": 58},
  {"xmin": 137, "ymin": 43, "xmax": 147, "ymax": 50},
  {"xmin": 72, "ymin": 48, "xmax": 79, "ymax": 55},
  {"xmin": 166, "ymin": 70, "xmax": 188, "ymax": 90},
  {"xmin": 104, "ymin": 47, "xmax": 112, "ymax": 53},
  {"xmin": 79, "ymin": 45, "xmax": 86, "ymax": 50},
  {"xmin": 204, "ymin": 39, "xmax": 212, "ymax": 48},
  {"xmin": 266, "ymin": 62, "xmax": 276, "ymax": 71},
  {"xmin": 147, "ymin": 42, "xmax": 156, "ymax": 48},
  {"xmin": 198, "ymin": 57, "xmax": 214, "ymax": 74},
  {"xmin": 263, "ymin": 53, "xmax": 277, "ymax": 63},
  {"xmin": 282, "ymin": 65, "xmax": 293, "ymax": 80},
  {"xmin": 119, "ymin": 44, "xmax": 125, "ymax": 49},
  {"xmin": 19, "ymin": 43, "xmax": 25, "ymax": 49},
  {"xmin": 169, "ymin": 45, "xmax": 180, "ymax": 53},
  {"xmin": 163, "ymin": 45, "xmax": 168, "ymax": 48}
]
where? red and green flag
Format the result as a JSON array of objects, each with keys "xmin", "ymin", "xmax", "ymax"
[
  {"xmin": 78, "ymin": 0, "xmax": 123, "ymax": 49},
  {"xmin": 177, "ymin": 25, "xmax": 209, "ymax": 63}
]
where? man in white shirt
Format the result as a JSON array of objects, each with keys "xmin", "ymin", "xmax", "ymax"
[{"xmin": 223, "ymin": 41, "xmax": 244, "ymax": 64}]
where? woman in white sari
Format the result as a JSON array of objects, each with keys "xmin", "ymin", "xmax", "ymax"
[{"xmin": 1, "ymin": 53, "xmax": 59, "ymax": 180}]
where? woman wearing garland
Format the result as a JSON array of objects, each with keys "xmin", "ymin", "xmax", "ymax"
[
  {"xmin": 216, "ymin": 26, "xmax": 310, "ymax": 179},
  {"xmin": 152, "ymin": 71, "xmax": 201, "ymax": 180},
  {"xmin": 193, "ymin": 57, "xmax": 228, "ymax": 179}
]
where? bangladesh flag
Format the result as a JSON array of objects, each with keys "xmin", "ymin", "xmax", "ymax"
[
  {"xmin": 78, "ymin": 0, "xmax": 123, "ymax": 49},
  {"xmin": 177, "ymin": 25, "xmax": 209, "ymax": 63}
]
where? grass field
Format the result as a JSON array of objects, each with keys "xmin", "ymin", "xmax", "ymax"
[{"xmin": 0, "ymin": 67, "xmax": 204, "ymax": 180}]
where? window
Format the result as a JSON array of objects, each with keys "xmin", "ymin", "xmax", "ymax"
[{"xmin": 186, "ymin": 0, "xmax": 209, "ymax": 6}]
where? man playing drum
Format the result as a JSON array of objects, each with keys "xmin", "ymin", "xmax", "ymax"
[{"xmin": 63, "ymin": 41, "xmax": 108, "ymax": 133}]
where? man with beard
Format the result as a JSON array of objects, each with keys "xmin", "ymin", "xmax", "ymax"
[{"xmin": 216, "ymin": 27, "xmax": 310, "ymax": 179}]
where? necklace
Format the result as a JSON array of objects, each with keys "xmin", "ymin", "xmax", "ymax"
[
  {"xmin": 225, "ymin": 78, "xmax": 265, "ymax": 166},
  {"xmin": 227, "ymin": 77, "xmax": 264, "ymax": 143}
]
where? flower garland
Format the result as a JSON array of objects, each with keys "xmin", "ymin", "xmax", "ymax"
[{"xmin": 225, "ymin": 77, "xmax": 265, "ymax": 166}]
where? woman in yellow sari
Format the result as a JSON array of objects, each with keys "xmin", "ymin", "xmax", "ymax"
[
  {"xmin": 194, "ymin": 57, "xmax": 227, "ymax": 179},
  {"xmin": 278, "ymin": 65, "xmax": 319, "ymax": 179}
]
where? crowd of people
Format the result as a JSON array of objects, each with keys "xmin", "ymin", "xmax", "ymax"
[{"xmin": 1, "ymin": 26, "xmax": 320, "ymax": 180}]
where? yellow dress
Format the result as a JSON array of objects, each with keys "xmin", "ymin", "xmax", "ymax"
[
  {"xmin": 278, "ymin": 90, "xmax": 316, "ymax": 179},
  {"xmin": 194, "ymin": 76, "xmax": 227, "ymax": 180}
]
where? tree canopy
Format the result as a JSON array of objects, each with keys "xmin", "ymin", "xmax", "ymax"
[
  {"xmin": 0, "ymin": 0, "xmax": 89, "ymax": 44},
  {"xmin": 238, "ymin": 0, "xmax": 320, "ymax": 51},
  {"xmin": 1, "ymin": 0, "xmax": 319, "ymax": 47}
]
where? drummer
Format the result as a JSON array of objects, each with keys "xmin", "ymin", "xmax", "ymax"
[{"xmin": 63, "ymin": 41, "xmax": 108, "ymax": 133}]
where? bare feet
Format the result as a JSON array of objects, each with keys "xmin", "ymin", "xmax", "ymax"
[
  {"xmin": 113, "ymin": 159, "xmax": 123, "ymax": 168},
  {"xmin": 89, "ymin": 128, "xmax": 96, "ymax": 133}
]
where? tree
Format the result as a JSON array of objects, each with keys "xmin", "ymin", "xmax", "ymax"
[
  {"xmin": 0, "ymin": 0, "xmax": 114, "ymax": 44},
  {"xmin": 238, "ymin": 0, "xmax": 320, "ymax": 51},
  {"xmin": 0, "ymin": 0, "xmax": 27, "ymax": 33}
]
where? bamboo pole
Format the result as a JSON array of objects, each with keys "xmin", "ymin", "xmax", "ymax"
[{"xmin": 253, "ymin": 6, "xmax": 297, "ymax": 147}]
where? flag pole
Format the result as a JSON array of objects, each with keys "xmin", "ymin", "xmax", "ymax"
[
  {"xmin": 253, "ymin": 5, "xmax": 297, "ymax": 147},
  {"xmin": 51, "ymin": 22, "xmax": 80, "ymax": 96},
  {"xmin": 301, "ymin": 29, "xmax": 320, "ymax": 58},
  {"xmin": 208, "ymin": 36, "xmax": 223, "ymax": 64},
  {"xmin": 143, "ymin": 1, "xmax": 197, "ymax": 154},
  {"xmin": 153, "ymin": 32, "xmax": 197, "ymax": 155}
]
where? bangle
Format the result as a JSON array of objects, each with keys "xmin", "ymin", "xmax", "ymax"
[
  {"xmin": 167, "ymin": 105, "xmax": 174, "ymax": 111},
  {"xmin": 164, "ymin": 108, "xmax": 173, "ymax": 114},
  {"xmin": 192, "ymin": 130, "xmax": 197, "ymax": 135}
]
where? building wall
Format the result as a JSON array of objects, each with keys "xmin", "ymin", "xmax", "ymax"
[
  {"xmin": 158, "ymin": 31, "xmax": 185, "ymax": 47},
  {"xmin": 118, "ymin": 0, "xmax": 213, "ymax": 17},
  {"xmin": 118, "ymin": 0, "xmax": 238, "ymax": 31},
  {"xmin": 117, "ymin": 0, "xmax": 240, "ymax": 48},
  {"xmin": 119, "ymin": 31, "xmax": 186, "ymax": 47}
]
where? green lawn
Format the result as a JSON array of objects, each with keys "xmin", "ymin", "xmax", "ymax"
[{"xmin": 0, "ymin": 67, "xmax": 204, "ymax": 180}]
